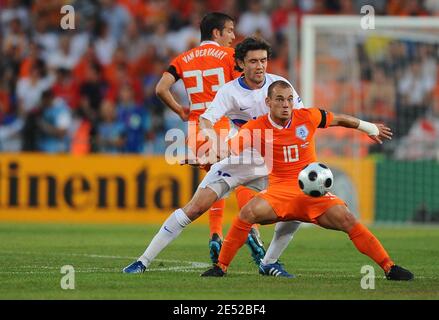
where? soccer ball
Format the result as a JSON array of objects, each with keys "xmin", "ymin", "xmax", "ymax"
[{"xmin": 298, "ymin": 162, "xmax": 334, "ymax": 197}]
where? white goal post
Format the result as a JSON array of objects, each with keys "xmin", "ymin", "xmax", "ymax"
[{"xmin": 300, "ymin": 15, "xmax": 439, "ymax": 107}]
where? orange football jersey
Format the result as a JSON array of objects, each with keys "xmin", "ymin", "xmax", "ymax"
[
  {"xmin": 231, "ymin": 107, "xmax": 334, "ymax": 190},
  {"xmin": 167, "ymin": 41, "xmax": 241, "ymax": 118}
]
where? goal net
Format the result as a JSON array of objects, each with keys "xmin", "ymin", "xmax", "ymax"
[{"xmin": 299, "ymin": 15, "xmax": 439, "ymax": 224}]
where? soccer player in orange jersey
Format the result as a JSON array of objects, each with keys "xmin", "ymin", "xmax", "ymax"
[
  {"xmin": 201, "ymin": 80, "xmax": 414, "ymax": 280},
  {"xmin": 154, "ymin": 13, "xmax": 262, "ymax": 265}
]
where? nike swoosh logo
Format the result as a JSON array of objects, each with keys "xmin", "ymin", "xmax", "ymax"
[
  {"xmin": 163, "ymin": 226, "xmax": 173, "ymax": 233},
  {"xmin": 239, "ymin": 107, "xmax": 250, "ymax": 111}
]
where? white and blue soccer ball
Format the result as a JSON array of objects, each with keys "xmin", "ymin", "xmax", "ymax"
[{"xmin": 298, "ymin": 162, "xmax": 334, "ymax": 197}]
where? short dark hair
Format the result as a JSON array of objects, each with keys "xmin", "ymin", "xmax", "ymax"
[
  {"xmin": 267, "ymin": 80, "xmax": 292, "ymax": 98},
  {"xmin": 234, "ymin": 37, "xmax": 272, "ymax": 72},
  {"xmin": 200, "ymin": 12, "xmax": 234, "ymax": 42}
]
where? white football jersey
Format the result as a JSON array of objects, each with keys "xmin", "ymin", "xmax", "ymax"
[{"xmin": 200, "ymin": 73, "xmax": 304, "ymax": 128}]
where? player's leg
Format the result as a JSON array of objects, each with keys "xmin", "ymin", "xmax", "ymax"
[
  {"xmin": 208, "ymin": 199, "xmax": 225, "ymax": 264},
  {"xmin": 209, "ymin": 199, "xmax": 225, "ymax": 238},
  {"xmin": 237, "ymin": 180, "xmax": 302, "ymax": 277},
  {"xmin": 258, "ymin": 220, "xmax": 301, "ymax": 277},
  {"xmin": 316, "ymin": 205, "xmax": 414, "ymax": 280},
  {"xmin": 201, "ymin": 196, "xmax": 279, "ymax": 277},
  {"xmin": 208, "ymin": 119, "xmax": 231, "ymax": 240},
  {"xmin": 235, "ymin": 186, "xmax": 266, "ymax": 266},
  {"xmin": 123, "ymin": 186, "xmax": 218, "ymax": 273}
]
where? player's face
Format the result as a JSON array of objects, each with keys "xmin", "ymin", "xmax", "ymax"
[
  {"xmin": 266, "ymin": 86, "xmax": 294, "ymax": 122},
  {"xmin": 216, "ymin": 21, "xmax": 235, "ymax": 47},
  {"xmin": 240, "ymin": 50, "xmax": 268, "ymax": 87}
]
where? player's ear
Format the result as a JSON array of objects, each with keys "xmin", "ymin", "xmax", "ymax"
[
  {"xmin": 265, "ymin": 96, "xmax": 270, "ymax": 108},
  {"xmin": 237, "ymin": 59, "xmax": 245, "ymax": 71},
  {"xmin": 212, "ymin": 28, "xmax": 221, "ymax": 41}
]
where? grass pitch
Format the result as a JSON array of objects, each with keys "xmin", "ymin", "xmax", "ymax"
[{"xmin": 0, "ymin": 222, "xmax": 438, "ymax": 300}]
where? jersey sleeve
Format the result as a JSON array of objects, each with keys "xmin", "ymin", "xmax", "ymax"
[
  {"xmin": 308, "ymin": 107, "xmax": 334, "ymax": 129},
  {"xmin": 199, "ymin": 85, "xmax": 233, "ymax": 124},
  {"xmin": 167, "ymin": 56, "xmax": 182, "ymax": 81}
]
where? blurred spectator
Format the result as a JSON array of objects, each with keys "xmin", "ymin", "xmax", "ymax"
[
  {"xmin": 16, "ymin": 60, "xmax": 54, "ymax": 116},
  {"xmin": 18, "ymin": 42, "xmax": 41, "ymax": 79},
  {"xmin": 73, "ymin": 44, "xmax": 100, "ymax": 84},
  {"xmin": 363, "ymin": 66, "xmax": 396, "ymax": 125},
  {"xmin": 96, "ymin": 99, "xmax": 125, "ymax": 153},
  {"xmin": 237, "ymin": 0, "xmax": 273, "ymax": 40},
  {"xmin": 78, "ymin": 62, "xmax": 107, "ymax": 138},
  {"xmin": 116, "ymin": 84, "xmax": 151, "ymax": 153},
  {"xmin": 146, "ymin": 22, "xmax": 175, "ymax": 60},
  {"xmin": 354, "ymin": 0, "xmax": 387, "ymax": 15},
  {"xmin": 120, "ymin": 20, "xmax": 149, "ymax": 64},
  {"xmin": 387, "ymin": 0, "xmax": 429, "ymax": 16},
  {"xmin": 382, "ymin": 40, "xmax": 409, "ymax": 81},
  {"xmin": 94, "ymin": 21, "xmax": 117, "ymax": 66},
  {"xmin": 32, "ymin": 13, "xmax": 59, "ymax": 60},
  {"xmin": 0, "ymin": 71, "xmax": 22, "ymax": 151},
  {"xmin": 37, "ymin": 90, "xmax": 72, "ymax": 153},
  {"xmin": 46, "ymin": 35, "xmax": 79, "ymax": 70},
  {"xmin": 0, "ymin": 114, "xmax": 23, "ymax": 151},
  {"xmin": 425, "ymin": 0, "xmax": 439, "ymax": 15},
  {"xmin": 169, "ymin": 12, "xmax": 202, "ymax": 53},
  {"xmin": 394, "ymin": 101, "xmax": 439, "ymax": 160},
  {"xmin": 271, "ymin": 0, "xmax": 302, "ymax": 37},
  {"xmin": 0, "ymin": 0, "xmax": 29, "ymax": 33},
  {"xmin": 100, "ymin": 0, "xmax": 131, "ymax": 42},
  {"xmin": 397, "ymin": 59, "xmax": 435, "ymax": 136},
  {"xmin": 338, "ymin": 0, "xmax": 356, "ymax": 14},
  {"xmin": 2, "ymin": 18, "xmax": 28, "ymax": 59},
  {"xmin": 52, "ymin": 68, "xmax": 80, "ymax": 110}
]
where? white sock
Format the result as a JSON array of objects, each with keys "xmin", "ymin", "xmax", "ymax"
[
  {"xmin": 138, "ymin": 208, "xmax": 192, "ymax": 268},
  {"xmin": 262, "ymin": 220, "xmax": 301, "ymax": 265}
]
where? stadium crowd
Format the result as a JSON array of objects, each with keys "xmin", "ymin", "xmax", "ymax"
[{"xmin": 0, "ymin": 0, "xmax": 438, "ymax": 158}]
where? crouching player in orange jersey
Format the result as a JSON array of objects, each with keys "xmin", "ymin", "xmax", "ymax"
[{"xmin": 201, "ymin": 80, "xmax": 414, "ymax": 281}]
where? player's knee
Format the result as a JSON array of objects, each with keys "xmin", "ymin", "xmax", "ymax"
[
  {"xmin": 338, "ymin": 209, "xmax": 358, "ymax": 232},
  {"xmin": 183, "ymin": 201, "xmax": 209, "ymax": 220},
  {"xmin": 239, "ymin": 203, "xmax": 257, "ymax": 224}
]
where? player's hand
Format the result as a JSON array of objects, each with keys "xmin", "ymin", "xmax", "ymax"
[
  {"xmin": 179, "ymin": 158, "xmax": 202, "ymax": 167},
  {"xmin": 178, "ymin": 106, "xmax": 190, "ymax": 122},
  {"xmin": 179, "ymin": 157, "xmax": 214, "ymax": 171},
  {"xmin": 369, "ymin": 123, "xmax": 392, "ymax": 144}
]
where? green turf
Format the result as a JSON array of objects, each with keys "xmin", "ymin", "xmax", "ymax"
[{"xmin": 0, "ymin": 222, "xmax": 437, "ymax": 300}]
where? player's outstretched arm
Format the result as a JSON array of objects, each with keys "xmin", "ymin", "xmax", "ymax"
[
  {"xmin": 331, "ymin": 113, "xmax": 393, "ymax": 144},
  {"xmin": 155, "ymin": 72, "xmax": 190, "ymax": 121}
]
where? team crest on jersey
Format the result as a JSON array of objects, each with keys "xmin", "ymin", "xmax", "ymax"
[{"xmin": 295, "ymin": 125, "xmax": 309, "ymax": 141}]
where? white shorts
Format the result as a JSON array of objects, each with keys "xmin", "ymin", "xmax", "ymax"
[{"xmin": 198, "ymin": 152, "xmax": 268, "ymax": 199}]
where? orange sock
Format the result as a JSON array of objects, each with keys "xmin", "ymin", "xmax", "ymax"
[
  {"xmin": 348, "ymin": 223, "xmax": 394, "ymax": 273},
  {"xmin": 218, "ymin": 216, "xmax": 253, "ymax": 271},
  {"xmin": 235, "ymin": 186, "xmax": 260, "ymax": 231},
  {"xmin": 209, "ymin": 199, "xmax": 225, "ymax": 238}
]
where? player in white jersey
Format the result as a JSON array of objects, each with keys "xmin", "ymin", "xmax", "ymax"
[
  {"xmin": 122, "ymin": 37, "xmax": 302, "ymax": 277},
  {"xmin": 201, "ymin": 73, "xmax": 302, "ymax": 129}
]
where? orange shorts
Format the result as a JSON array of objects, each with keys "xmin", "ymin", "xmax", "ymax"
[
  {"xmin": 258, "ymin": 180, "xmax": 346, "ymax": 224},
  {"xmin": 187, "ymin": 113, "xmax": 230, "ymax": 157}
]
